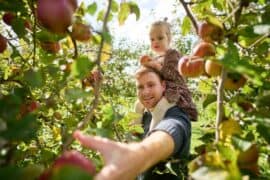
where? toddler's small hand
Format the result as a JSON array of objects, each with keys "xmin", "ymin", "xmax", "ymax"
[{"xmin": 143, "ymin": 61, "xmax": 162, "ymax": 71}]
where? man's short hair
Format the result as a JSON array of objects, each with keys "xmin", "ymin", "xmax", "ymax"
[{"xmin": 135, "ymin": 66, "xmax": 164, "ymax": 81}]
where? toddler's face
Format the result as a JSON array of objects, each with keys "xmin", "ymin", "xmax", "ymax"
[{"xmin": 150, "ymin": 25, "xmax": 170, "ymax": 55}]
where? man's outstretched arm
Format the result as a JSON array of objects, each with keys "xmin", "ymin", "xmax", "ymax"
[{"xmin": 73, "ymin": 130, "xmax": 174, "ymax": 180}]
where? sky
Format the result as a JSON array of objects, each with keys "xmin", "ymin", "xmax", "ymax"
[
  {"xmin": 111, "ymin": 0, "xmax": 181, "ymax": 44},
  {"xmin": 81, "ymin": 0, "xmax": 184, "ymax": 45}
]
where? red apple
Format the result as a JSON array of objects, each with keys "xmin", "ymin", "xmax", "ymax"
[
  {"xmin": 53, "ymin": 112, "xmax": 62, "ymax": 120},
  {"xmin": 37, "ymin": 0, "xmax": 74, "ymax": 34},
  {"xmin": 238, "ymin": 144, "xmax": 259, "ymax": 165},
  {"xmin": 178, "ymin": 56, "xmax": 205, "ymax": 77},
  {"xmin": 82, "ymin": 69, "xmax": 102, "ymax": 88},
  {"xmin": 53, "ymin": 150, "xmax": 96, "ymax": 175},
  {"xmin": 140, "ymin": 55, "xmax": 153, "ymax": 65},
  {"xmin": 198, "ymin": 21, "xmax": 223, "ymax": 43},
  {"xmin": 223, "ymin": 73, "xmax": 247, "ymax": 90},
  {"xmin": 0, "ymin": 34, "xmax": 7, "ymax": 53},
  {"xmin": 192, "ymin": 41, "xmax": 216, "ymax": 57},
  {"xmin": 71, "ymin": 22, "xmax": 92, "ymax": 42},
  {"xmin": 27, "ymin": 101, "xmax": 40, "ymax": 112},
  {"xmin": 39, "ymin": 150, "xmax": 95, "ymax": 180},
  {"xmin": 237, "ymin": 101, "xmax": 254, "ymax": 112},
  {"xmin": 40, "ymin": 41, "xmax": 61, "ymax": 54},
  {"xmin": 205, "ymin": 60, "xmax": 222, "ymax": 77},
  {"xmin": 2, "ymin": 12, "xmax": 16, "ymax": 25},
  {"xmin": 68, "ymin": 0, "xmax": 78, "ymax": 11},
  {"xmin": 24, "ymin": 20, "xmax": 32, "ymax": 31}
]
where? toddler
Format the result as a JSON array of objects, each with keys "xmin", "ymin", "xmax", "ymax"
[{"xmin": 136, "ymin": 19, "xmax": 198, "ymax": 121}]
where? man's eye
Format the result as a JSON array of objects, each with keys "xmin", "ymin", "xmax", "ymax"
[
  {"xmin": 158, "ymin": 37, "xmax": 163, "ymax": 40},
  {"xmin": 148, "ymin": 84, "xmax": 154, "ymax": 88}
]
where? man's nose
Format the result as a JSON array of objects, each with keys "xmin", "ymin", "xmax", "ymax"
[{"xmin": 142, "ymin": 87, "xmax": 150, "ymax": 95}]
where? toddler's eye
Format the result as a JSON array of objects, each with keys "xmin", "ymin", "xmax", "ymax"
[{"xmin": 158, "ymin": 36, "xmax": 164, "ymax": 40}]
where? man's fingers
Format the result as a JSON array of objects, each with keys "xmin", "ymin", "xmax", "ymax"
[{"xmin": 73, "ymin": 130, "xmax": 111, "ymax": 152}]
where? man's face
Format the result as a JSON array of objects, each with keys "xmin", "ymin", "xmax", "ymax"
[
  {"xmin": 136, "ymin": 72, "xmax": 166, "ymax": 110},
  {"xmin": 150, "ymin": 25, "xmax": 170, "ymax": 55}
]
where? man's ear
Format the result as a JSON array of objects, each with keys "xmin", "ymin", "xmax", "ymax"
[{"xmin": 161, "ymin": 80, "xmax": 166, "ymax": 90}]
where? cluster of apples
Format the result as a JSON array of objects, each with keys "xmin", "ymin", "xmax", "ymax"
[
  {"xmin": 36, "ymin": 0, "xmax": 92, "ymax": 54},
  {"xmin": 178, "ymin": 21, "xmax": 222, "ymax": 78},
  {"xmin": 0, "ymin": 0, "xmax": 92, "ymax": 54},
  {"xmin": 39, "ymin": 150, "xmax": 96, "ymax": 179},
  {"xmin": 82, "ymin": 69, "xmax": 103, "ymax": 89},
  {"xmin": 0, "ymin": 11, "xmax": 33, "ymax": 54},
  {"xmin": 178, "ymin": 21, "xmax": 246, "ymax": 90}
]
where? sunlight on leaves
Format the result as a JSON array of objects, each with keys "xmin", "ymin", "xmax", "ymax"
[
  {"xmin": 101, "ymin": 43, "xmax": 112, "ymax": 62},
  {"xmin": 118, "ymin": 2, "xmax": 130, "ymax": 26}
]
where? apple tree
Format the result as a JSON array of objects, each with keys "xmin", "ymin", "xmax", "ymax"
[
  {"xmin": 176, "ymin": 0, "xmax": 270, "ymax": 179},
  {"xmin": 0, "ymin": 0, "xmax": 141, "ymax": 179}
]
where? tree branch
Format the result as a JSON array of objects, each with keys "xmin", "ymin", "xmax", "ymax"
[
  {"xmin": 62, "ymin": 0, "xmax": 113, "ymax": 151},
  {"xmin": 215, "ymin": 67, "xmax": 226, "ymax": 142},
  {"xmin": 179, "ymin": 0, "xmax": 198, "ymax": 33},
  {"xmin": 248, "ymin": 32, "xmax": 270, "ymax": 50}
]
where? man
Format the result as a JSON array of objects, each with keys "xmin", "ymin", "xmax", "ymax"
[{"xmin": 73, "ymin": 66, "xmax": 191, "ymax": 180}]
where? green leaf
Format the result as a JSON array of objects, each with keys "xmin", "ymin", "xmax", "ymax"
[
  {"xmin": 102, "ymin": 31, "xmax": 112, "ymax": 44},
  {"xmin": 23, "ymin": 69, "xmax": 44, "ymax": 88},
  {"xmin": 0, "ymin": 166, "xmax": 23, "ymax": 180},
  {"xmin": 255, "ymin": 118, "xmax": 270, "ymax": 144},
  {"xmin": 205, "ymin": 16, "xmax": 223, "ymax": 29},
  {"xmin": 0, "ymin": 0, "xmax": 28, "ymax": 12},
  {"xmin": 202, "ymin": 94, "xmax": 217, "ymax": 109},
  {"xmin": 197, "ymin": 79, "xmax": 213, "ymax": 94},
  {"xmin": 71, "ymin": 56, "xmax": 94, "ymax": 79},
  {"xmin": 182, "ymin": 16, "xmax": 192, "ymax": 36},
  {"xmin": 87, "ymin": 2, "xmax": 97, "ymax": 15},
  {"xmin": 95, "ymin": 128, "xmax": 113, "ymax": 138},
  {"xmin": 111, "ymin": 0, "xmax": 119, "ymax": 12},
  {"xmin": 256, "ymin": 92, "xmax": 270, "ymax": 108},
  {"xmin": 257, "ymin": 123, "xmax": 270, "ymax": 144},
  {"xmin": 36, "ymin": 30, "xmax": 64, "ymax": 42},
  {"xmin": 118, "ymin": 2, "xmax": 130, "ymax": 26},
  {"xmin": 191, "ymin": 166, "xmax": 231, "ymax": 180},
  {"xmin": 217, "ymin": 144, "xmax": 241, "ymax": 179},
  {"xmin": 231, "ymin": 136, "xmax": 253, "ymax": 151},
  {"xmin": 64, "ymin": 88, "xmax": 90, "ymax": 101},
  {"xmin": 222, "ymin": 41, "xmax": 240, "ymax": 69},
  {"xmin": 51, "ymin": 166, "xmax": 93, "ymax": 180},
  {"xmin": 97, "ymin": 10, "xmax": 105, "ymax": 21},
  {"xmin": 129, "ymin": 2, "xmax": 140, "ymax": 20},
  {"xmin": 11, "ymin": 18, "xmax": 27, "ymax": 38},
  {"xmin": 1, "ymin": 114, "xmax": 39, "ymax": 141}
]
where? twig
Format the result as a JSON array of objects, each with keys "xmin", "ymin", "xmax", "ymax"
[
  {"xmin": 27, "ymin": 0, "xmax": 37, "ymax": 65},
  {"xmin": 215, "ymin": 67, "xmax": 226, "ymax": 142},
  {"xmin": 62, "ymin": 0, "xmax": 113, "ymax": 151},
  {"xmin": 179, "ymin": 0, "xmax": 198, "ymax": 33},
  {"xmin": 248, "ymin": 32, "xmax": 270, "ymax": 49},
  {"xmin": 67, "ymin": 30, "xmax": 78, "ymax": 59},
  {"xmin": 221, "ymin": 5, "xmax": 241, "ymax": 24},
  {"xmin": 0, "ymin": 78, "xmax": 24, "ymax": 86}
]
